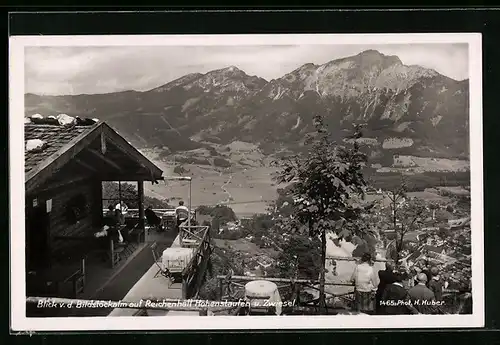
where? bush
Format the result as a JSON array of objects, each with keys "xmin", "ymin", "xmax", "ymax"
[
  {"xmin": 173, "ymin": 165, "xmax": 187, "ymax": 175},
  {"xmin": 198, "ymin": 205, "xmax": 237, "ymax": 223},
  {"xmin": 208, "ymin": 147, "xmax": 218, "ymax": 156},
  {"xmin": 196, "ymin": 205, "xmax": 238, "ymax": 238},
  {"xmin": 144, "ymin": 196, "xmax": 171, "ymax": 209},
  {"xmin": 198, "ymin": 277, "xmax": 220, "ymax": 300},
  {"xmin": 218, "ymin": 230, "xmax": 245, "ymax": 240},
  {"xmin": 197, "ymin": 205, "xmax": 214, "ymax": 215},
  {"xmin": 242, "ymin": 214, "xmax": 275, "ymax": 239},
  {"xmin": 213, "ymin": 157, "xmax": 231, "ymax": 168}
]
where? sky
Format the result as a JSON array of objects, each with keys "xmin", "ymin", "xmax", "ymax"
[{"xmin": 24, "ymin": 43, "xmax": 469, "ymax": 95}]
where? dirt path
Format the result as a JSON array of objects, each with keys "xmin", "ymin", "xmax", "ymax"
[{"xmin": 221, "ymin": 173, "xmax": 233, "ymax": 204}]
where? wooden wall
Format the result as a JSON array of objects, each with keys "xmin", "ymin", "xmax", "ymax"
[{"xmin": 27, "ymin": 178, "xmax": 103, "ymax": 255}]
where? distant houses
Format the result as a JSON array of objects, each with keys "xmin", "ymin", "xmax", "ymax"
[{"xmin": 448, "ymin": 217, "xmax": 471, "ymax": 229}]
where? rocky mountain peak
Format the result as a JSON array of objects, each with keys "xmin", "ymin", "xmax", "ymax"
[
  {"xmin": 150, "ymin": 72, "xmax": 203, "ymax": 93},
  {"xmin": 265, "ymin": 50, "xmax": 443, "ymax": 100},
  {"xmin": 24, "ymin": 50, "xmax": 469, "ymax": 161},
  {"xmin": 186, "ymin": 66, "xmax": 267, "ymax": 95},
  {"xmin": 338, "ymin": 49, "xmax": 402, "ymax": 70}
]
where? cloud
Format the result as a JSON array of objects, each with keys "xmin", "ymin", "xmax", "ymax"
[{"xmin": 24, "ymin": 43, "xmax": 469, "ymax": 95}]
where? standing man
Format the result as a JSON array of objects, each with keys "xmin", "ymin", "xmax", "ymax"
[
  {"xmin": 428, "ymin": 266, "xmax": 444, "ymax": 301},
  {"xmin": 175, "ymin": 200, "xmax": 190, "ymax": 233},
  {"xmin": 380, "ymin": 271, "xmax": 420, "ymax": 315},
  {"xmin": 415, "ymin": 259, "xmax": 432, "ymax": 286},
  {"xmin": 375, "ymin": 262, "xmax": 397, "ymax": 314},
  {"xmin": 408, "ymin": 273, "xmax": 436, "ymax": 314}
]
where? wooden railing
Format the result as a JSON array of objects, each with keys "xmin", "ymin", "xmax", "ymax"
[
  {"xmin": 102, "ymin": 208, "xmax": 195, "ymax": 218},
  {"xmin": 325, "ymin": 256, "xmax": 394, "ymax": 263},
  {"xmin": 215, "ymin": 274, "xmax": 468, "ymax": 314},
  {"xmin": 216, "ymin": 274, "xmax": 353, "ymax": 303},
  {"xmin": 179, "ymin": 224, "xmax": 212, "ymax": 299}
]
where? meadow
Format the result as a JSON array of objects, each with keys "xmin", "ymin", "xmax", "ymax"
[
  {"xmin": 143, "ymin": 161, "xmax": 280, "ymax": 216},
  {"xmin": 141, "ymin": 146, "xmax": 469, "ymax": 217}
]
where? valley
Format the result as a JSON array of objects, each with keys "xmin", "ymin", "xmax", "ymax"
[
  {"xmin": 142, "ymin": 153, "xmax": 281, "ymax": 216},
  {"xmin": 140, "ymin": 140, "xmax": 469, "ymax": 217},
  {"xmin": 25, "ymin": 49, "xmax": 471, "ymax": 214}
]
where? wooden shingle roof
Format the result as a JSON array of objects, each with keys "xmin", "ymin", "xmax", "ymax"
[
  {"xmin": 24, "ymin": 119, "xmax": 164, "ymax": 193},
  {"xmin": 25, "ymin": 124, "xmax": 95, "ymax": 175}
]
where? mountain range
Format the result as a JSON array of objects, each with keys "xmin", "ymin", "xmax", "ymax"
[{"xmin": 25, "ymin": 49, "xmax": 470, "ymax": 164}]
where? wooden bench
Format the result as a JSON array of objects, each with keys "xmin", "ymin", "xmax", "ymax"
[
  {"xmin": 108, "ymin": 224, "xmax": 146, "ymax": 268},
  {"xmin": 64, "ymin": 258, "xmax": 86, "ymax": 296},
  {"xmin": 28, "ymin": 258, "xmax": 86, "ymax": 298},
  {"xmin": 110, "ymin": 238, "xmax": 126, "ymax": 268},
  {"xmin": 128, "ymin": 223, "xmax": 145, "ymax": 243}
]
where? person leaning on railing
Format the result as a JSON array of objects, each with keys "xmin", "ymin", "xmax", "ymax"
[{"xmin": 145, "ymin": 206, "xmax": 163, "ymax": 232}]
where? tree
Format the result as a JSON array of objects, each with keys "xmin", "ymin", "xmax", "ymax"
[
  {"xmin": 173, "ymin": 165, "xmax": 187, "ymax": 175},
  {"xmin": 102, "ymin": 181, "xmax": 171, "ymax": 209},
  {"xmin": 275, "ymin": 188, "xmax": 296, "ymax": 218},
  {"xmin": 197, "ymin": 205, "xmax": 238, "ymax": 238},
  {"xmin": 213, "ymin": 157, "xmax": 231, "ymax": 168},
  {"xmin": 198, "ymin": 247, "xmax": 245, "ymax": 300},
  {"xmin": 243, "ymin": 213, "xmax": 274, "ymax": 239},
  {"xmin": 274, "ymin": 114, "xmax": 368, "ymax": 314},
  {"xmin": 274, "ymin": 233, "xmax": 322, "ymax": 281},
  {"xmin": 382, "ymin": 177, "xmax": 429, "ymax": 264}
]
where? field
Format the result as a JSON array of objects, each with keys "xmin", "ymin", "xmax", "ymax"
[
  {"xmin": 406, "ymin": 190, "xmax": 452, "ymax": 203},
  {"xmin": 380, "ymin": 155, "xmax": 470, "ymax": 173},
  {"xmin": 143, "ymin": 158, "xmax": 280, "ymax": 216},
  {"xmin": 141, "ymin": 147, "xmax": 469, "ymax": 218},
  {"xmin": 364, "ymin": 188, "xmax": 451, "ymax": 207}
]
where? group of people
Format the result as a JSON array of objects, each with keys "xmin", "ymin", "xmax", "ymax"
[
  {"xmin": 351, "ymin": 254, "xmax": 447, "ymax": 315},
  {"xmin": 104, "ymin": 202, "xmax": 127, "ymax": 227},
  {"xmin": 99, "ymin": 202, "xmax": 129, "ymax": 243},
  {"xmin": 144, "ymin": 201, "xmax": 190, "ymax": 233}
]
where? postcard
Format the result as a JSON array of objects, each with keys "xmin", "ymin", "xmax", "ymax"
[{"xmin": 10, "ymin": 32, "xmax": 483, "ymax": 331}]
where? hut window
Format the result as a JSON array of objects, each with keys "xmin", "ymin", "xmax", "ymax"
[{"xmin": 101, "ymin": 181, "xmax": 139, "ymax": 215}]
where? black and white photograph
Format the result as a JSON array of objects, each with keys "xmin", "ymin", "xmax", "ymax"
[{"xmin": 10, "ymin": 33, "xmax": 483, "ymax": 331}]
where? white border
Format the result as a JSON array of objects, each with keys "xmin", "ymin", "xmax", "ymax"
[{"xmin": 10, "ymin": 33, "xmax": 484, "ymax": 331}]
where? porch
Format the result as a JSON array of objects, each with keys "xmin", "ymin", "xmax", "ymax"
[{"xmin": 24, "ymin": 121, "xmax": 164, "ymax": 316}]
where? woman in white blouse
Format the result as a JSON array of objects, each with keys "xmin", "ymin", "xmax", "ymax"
[{"xmin": 351, "ymin": 252, "xmax": 378, "ymax": 314}]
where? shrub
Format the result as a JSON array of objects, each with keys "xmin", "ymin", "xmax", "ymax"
[
  {"xmin": 213, "ymin": 157, "xmax": 231, "ymax": 168},
  {"xmin": 219, "ymin": 230, "xmax": 245, "ymax": 240},
  {"xmin": 173, "ymin": 165, "xmax": 187, "ymax": 175}
]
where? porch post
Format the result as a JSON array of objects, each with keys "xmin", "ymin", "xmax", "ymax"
[
  {"xmin": 137, "ymin": 180, "xmax": 144, "ymax": 243},
  {"xmin": 118, "ymin": 180, "xmax": 122, "ymax": 207},
  {"xmin": 188, "ymin": 179, "xmax": 192, "ymax": 229},
  {"xmin": 96, "ymin": 179, "xmax": 104, "ymax": 226}
]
